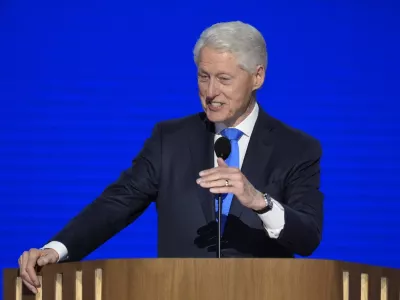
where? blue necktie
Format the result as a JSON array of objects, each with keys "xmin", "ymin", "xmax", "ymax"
[{"xmin": 215, "ymin": 128, "xmax": 244, "ymax": 232}]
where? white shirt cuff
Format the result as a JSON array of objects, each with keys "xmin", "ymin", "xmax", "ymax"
[
  {"xmin": 257, "ymin": 199, "xmax": 285, "ymax": 239},
  {"xmin": 41, "ymin": 241, "xmax": 69, "ymax": 262}
]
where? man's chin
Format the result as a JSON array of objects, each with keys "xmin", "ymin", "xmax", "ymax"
[{"xmin": 206, "ymin": 111, "xmax": 227, "ymax": 123}]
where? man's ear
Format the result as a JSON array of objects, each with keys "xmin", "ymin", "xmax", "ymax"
[{"xmin": 252, "ymin": 65, "xmax": 265, "ymax": 91}]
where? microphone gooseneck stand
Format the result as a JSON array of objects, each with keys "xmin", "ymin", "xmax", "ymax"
[
  {"xmin": 213, "ymin": 136, "xmax": 231, "ymax": 259},
  {"xmin": 217, "ymin": 194, "xmax": 222, "ymax": 258}
]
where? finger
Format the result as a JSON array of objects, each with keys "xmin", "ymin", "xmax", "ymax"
[
  {"xmin": 37, "ymin": 254, "xmax": 49, "ymax": 266},
  {"xmin": 199, "ymin": 179, "xmax": 232, "ymax": 189},
  {"xmin": 22, "ymin": 278, "xmax": 38, "ymax": 294},
  {"xmin": 199, "ymin": 167, "xmax": 239, "ymax": 179},
  {"xmin": 20, "ymin": 252, "xmax": 34, "ymax": 286},
  {"xmin": 217, "ymin": 157, "xmax": 228, "ymax": 167},
  {"xmin": 210, "ymin": 187, "xmax": 235, "ymax": 194},
  {"xmin": 198, "ymin": 170, "xmax": 241, "ymax": 184},
  {"xmin": 37, "ymin": 251, "xmax": 56, "ymax": 266},
  {"xmin": 197, "ymin": 172, "xmax": 225, "ymax": 183},
  {"xmin": 26, "ymin": 250, "xmax": 41, "ymax": 287},
  {"xmin": 199, "ymin": 165, "xmax": 239, "ymax": 176}
]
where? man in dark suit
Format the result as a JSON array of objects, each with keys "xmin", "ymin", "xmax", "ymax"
[{"xmin": 18, "ymin": 21, "xmax": 323, "ymax": 294}]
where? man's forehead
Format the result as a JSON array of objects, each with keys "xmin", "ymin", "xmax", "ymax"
[
  {"xmin": 199, "ymin": 48, "xmax": 237, "ymax": 61},
  {"xmin": 197, "ymin": 57, "xmax": 239, "ymax": 74}
]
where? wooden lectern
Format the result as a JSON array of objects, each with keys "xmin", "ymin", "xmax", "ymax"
[{"xmin": 3, "ymin": 258, "xmax": 400, "ymax": 300}]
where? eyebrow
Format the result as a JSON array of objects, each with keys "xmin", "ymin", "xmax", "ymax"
[{"xmin": 198, "ymin": 69, "xmax": 233, "ymax": 77}]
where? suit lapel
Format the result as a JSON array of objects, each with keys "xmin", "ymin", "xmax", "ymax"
[
  {"xmin": 228, "ymin": 107, "xmax": 275, "ymax": 219},
  {"xmin": 188, "ymin": 114, "xmax": 216, "ymax": 224}
]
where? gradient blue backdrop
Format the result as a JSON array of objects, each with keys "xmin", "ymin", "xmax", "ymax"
[{"xmin": 1, "ymin": 0, "xmax": 400, "ymax": 298}]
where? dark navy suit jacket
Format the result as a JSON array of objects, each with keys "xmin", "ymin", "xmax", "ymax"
[{"xmin": 51, "ymin": 104, "xmax": 323, "ymax": 261}]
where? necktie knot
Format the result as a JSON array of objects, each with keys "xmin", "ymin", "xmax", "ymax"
[{"xmin": 221, "ymin": 128, "xmax": 243, "ymax": 141}]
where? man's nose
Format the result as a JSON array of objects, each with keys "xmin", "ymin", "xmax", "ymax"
[{"xmin": 206, "ymin": 78, "xmax": 220, "ymax": 98}]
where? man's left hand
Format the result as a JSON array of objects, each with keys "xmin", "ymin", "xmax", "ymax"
[{"xmin": 197, "ymin": 158, "xmax": 266, "ymax": 211}]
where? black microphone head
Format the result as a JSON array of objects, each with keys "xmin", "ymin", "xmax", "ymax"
[{"xmin": 214, "ymin": 137, "xmax": 231, "ymax": 160}]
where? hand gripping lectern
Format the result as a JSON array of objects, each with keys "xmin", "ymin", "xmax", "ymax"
[{"xmin": 3, "ymin": 258, "xmax": 400, "ymax": 300}]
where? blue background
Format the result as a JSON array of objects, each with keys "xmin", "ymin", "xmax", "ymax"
[{"xmin": 1, "ymin": 0, "xmax": 399, "ymax": 297}]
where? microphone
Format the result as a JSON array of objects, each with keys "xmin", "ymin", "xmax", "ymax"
[
  {"xmin": 214, "ymin": 136, "xmax": 231, "ymax": 258},
  {"xmin": 214, "ymin": 136, "xmax": 231, "ymax": 160}
]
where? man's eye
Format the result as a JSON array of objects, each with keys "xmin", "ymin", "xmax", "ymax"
[
  {"xmin": 219, "ymin": 77, "xmax": 231, "ymax": 82},
  {"xmin": 218, "ymin": 75, "xmax": 231, "ymax": 80}
]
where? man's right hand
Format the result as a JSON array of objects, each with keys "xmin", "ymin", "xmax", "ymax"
[{"xmin": 18, "ymin": 248, "xmax": 59, "ymax": 294}]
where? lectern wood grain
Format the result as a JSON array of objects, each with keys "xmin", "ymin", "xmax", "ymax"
[
  {"xmin": 4, "ymin": 258, "xmax": 400, "ymax": 300},
  {"xmin": 115, "ymin": 259, "xmax": 341, "ymax": 300}
]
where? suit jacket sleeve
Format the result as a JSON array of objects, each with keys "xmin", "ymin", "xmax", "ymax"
[
  {"xmin": 49, "ymin": 124, "xmax": 162, "ymax": 261},
  {"xmin": 276, "ymin": 139, "xmax": 323, "ymax": 256}
]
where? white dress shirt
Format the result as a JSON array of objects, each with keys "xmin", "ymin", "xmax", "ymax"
[{"xmin": 43, "ymin": 102, "xmax": 285, "ymax": 261}]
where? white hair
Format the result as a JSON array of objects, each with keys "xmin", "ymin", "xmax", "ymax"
[{"xmin": 193, "ymin": 21, "xmax": 268, "ymax": 73}]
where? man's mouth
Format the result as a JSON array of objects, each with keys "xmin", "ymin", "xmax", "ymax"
[
  {"xmin": 209, "ymin": 102, "xmax": 223, "ymax": 107},
  {"xmin": 206, "ymin": 100, "xmax": 226, "ymax": 112},
  {"xmin": 206, "ymin": 99, "xmax": 225, "ymax": 107}
]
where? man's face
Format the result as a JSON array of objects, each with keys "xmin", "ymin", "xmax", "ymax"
[{"xmin": 197, "ymin": 46, "xmax": 263, "ymax": 127}]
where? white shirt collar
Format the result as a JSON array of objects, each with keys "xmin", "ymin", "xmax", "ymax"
[{"xmin": 215, "ymin": 102, "xmax": 259, "ymax": 137}]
